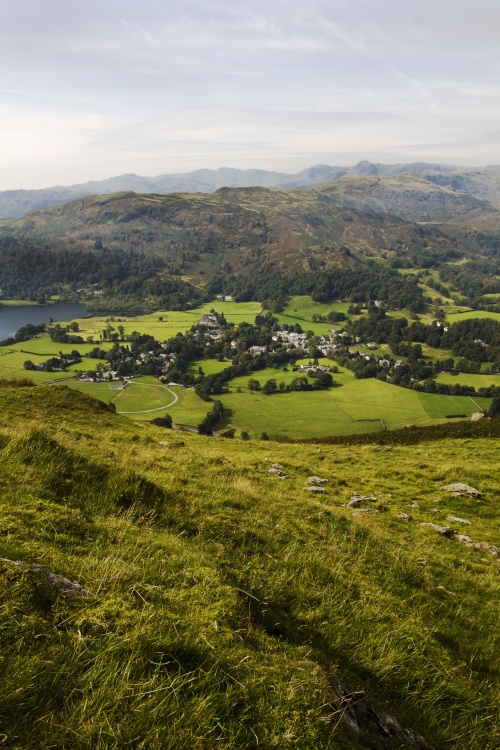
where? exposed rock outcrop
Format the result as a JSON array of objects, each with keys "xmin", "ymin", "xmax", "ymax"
[
  {"xmin": 442, "ymin": 483, "xmax": 481, "ymax": 498},
  {"xmin": 1, "ymin": 558, "xmax": 92, "ymax": 597}
]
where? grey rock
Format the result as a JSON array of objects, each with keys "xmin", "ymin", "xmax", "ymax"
[
  {"xmin": 398, "ymin": 512, "xmax": 413, "ymax": 522},
  {"xmin": 419, "ymin": 523, "xmax": 455, "ymax": 538},
  {"xmin": 331, "ymin": 680, "xmax": 432, "ymax": 748},
  {"xmin": 442, "ymin": 483, "xmax": 481, "ymax": 498},
  {"xmin": 407, "ymin": 501, "xmax": 420, "ymax": 508},
  {"xmin": 349, "ymin": 493, "xmax": 378, "ymax": 505},
  {"xmin": 482, "ymin": 543, "xmax": 500, "ymax": 559},
  {"xmin": 305, "ymin": 486, "xmax": 326, "ymax": 493},
  {"xmin": 0, "ymin": 558, "xmax": 92, "ymax": 597},
  {"xmin": 268, "ymin": 467, "xmax": 286, "ymax": 477},
  {"xmin": 307, "ymin": 476, "xmax": 329, "ymax": 485},
  {"xmin": 448, "ymin": 515, "xmax": 471, "ymax": 525},
  {"xmin": 457, "ymin": 535, "xmax": 500, "ymax": 559}
]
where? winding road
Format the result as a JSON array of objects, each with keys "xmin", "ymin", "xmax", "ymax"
[{"xmin": 116, "ymin": 382, "xmax": 179, "ymax": 414}]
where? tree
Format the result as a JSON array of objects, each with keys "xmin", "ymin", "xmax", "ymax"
[
  {"xmin": 248, "ymin": 378, "xmax": 261, "ymax": 391},
  {"xmin": 261, "ymin": 378, "xmax": 278, "ymax": 395},
  {"xmin": 23, "ymin": 360, "xmax": 36, "ymax": 371},
  {"xmin": 487, "ymin": 397, "xmax": 500, "ymax": 418},
  {"xmin": 240, "ymin": 431, "xmax": 250, "ymax": 440},
  {"xmin": 151, "ymin": 413, "xmax": 173, "ymax": 428},
  {"xmin": 315, "ymin": 371, "xmax": 333, "ymax": 388}
]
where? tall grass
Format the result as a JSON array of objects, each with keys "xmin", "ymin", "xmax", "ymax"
[{"xmin": 0, "ymin": 383, "xmax": 499, "ymax": 748}]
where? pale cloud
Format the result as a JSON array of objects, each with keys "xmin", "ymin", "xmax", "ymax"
[{"xmin": 0, "ymin": 0, "xmax": 498, "ymax": 189}]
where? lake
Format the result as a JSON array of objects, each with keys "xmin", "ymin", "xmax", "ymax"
[{"xmin": 0, "ymin": 302, "xmax": 87, "ymax": 340}]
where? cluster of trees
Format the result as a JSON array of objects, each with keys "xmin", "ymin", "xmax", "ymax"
[
  {"xmin": 248, "ymin": 371, "xmax": 334, "ymax": 394},
  {"xmin": 198, "ymin": 400, "xmax": 224, "ymax": 435},
  {"xmin": 311, "ymin": 311, "xmax": 346, "ymax": 323},
  {"xmin": 48, "ymin": 322, "xmax": 84, "ymax": 344},
  {"xmin": 337, "ymin": 348, "xmax": 500, "ymax": 398},
  {"xmin": 331, "ymin": 310, "xmax": 500, "ymax": 397},
  {"xmin": 207, "ymin": 265, "xmax": 426, "ymax": 312},
  {"xmin": 439, "ymin": 260, "xmax": 500, "ymax": 304},
  {"xmin": 347, "ymin": 311, "xmax": 500, "ymax": 367},
  {"xmin": 104, "ymin": 333, "xmax": 170, "ymax": 379},
  {"xmin": 24, "ymin": 350, "xmax": 82, "ymax": 373},
  {"xmin": 0, "ymin": 322, "xmax": 46, "ymax": 347},
  {"xmin": 0, "ymin": 237, "xmax": 207, "ymax": 314},
  {"xmin": 85, "ymin": 277, "xmax": 207, "ymax": 315},
  {"xmin": 151, "ymin": 413, "xmax": 173, "ymax": 428}
]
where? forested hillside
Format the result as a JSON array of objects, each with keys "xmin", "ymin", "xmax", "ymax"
[{"xmin": 1, "ymin": 175, "xmax": 499, "ymax": 315}]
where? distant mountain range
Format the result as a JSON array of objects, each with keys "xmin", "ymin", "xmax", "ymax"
[{"xmin": 1, "ymin": 161, "xmax": 499, "ymax": 218}]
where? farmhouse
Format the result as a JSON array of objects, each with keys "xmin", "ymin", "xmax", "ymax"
[{"xmin": 198, "ymin": 314, "xmax": 219, "ymax": 327}]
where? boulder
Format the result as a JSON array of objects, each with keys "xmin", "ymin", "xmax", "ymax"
[
  {"xmin": 398, "ymin": 512, "xmax": 413, "ymax": 522},
  {"xmin": 305, "ymin": 486, "xmax": 326, "ymax": 493},
  {"xmin": 442, "ymin": 483, "xmax": 481, "ymax": 498},
  {"xmin": 0, "ymin": 558, "xmax": 92, "ymax": 597},
  {"xmin": 419, "ymin": 523, "xmax": 455, "ymax": 538},
  {"xmin": 268, "ymin": 467, "xmax": 288, "ymax": 478},
  {"xmin": 457, "ymin": 535, "xmax": 500, "ymax": 559},
  {"xmin": 349, "ymin": 493, "xmax": 378, "ymax": 504},
  {"xmin": 307, "ymin": 476, "xmax": 328, "ymax": 485},
  {"xmin": 448, "ymin": 515, "xmax": 471, "ymax": 525},
  {"xmin": 330, "ymin": 680, "xmax": 432, "ymax": 749}
]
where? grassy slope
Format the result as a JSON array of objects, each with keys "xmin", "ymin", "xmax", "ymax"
[
  {"xmin": 0, "ymin": 382, "xmax": 499, "ymax": 750},
  {"xmin": 446, "ymin": 310, "xmax": 500, "ymax": 324}
]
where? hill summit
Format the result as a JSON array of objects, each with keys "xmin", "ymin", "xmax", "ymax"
[{"xmin": 1, "ymin": 161, "xmax": 499, "ymax": 218}]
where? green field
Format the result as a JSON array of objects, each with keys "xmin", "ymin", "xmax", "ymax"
[
  {"xmin": 417, "ymin": 391, "xmax": 490, "ymax": 418},
  {"xmin": 446, "ymin": 310, "xmax": 500, "ymax": 324},
  {"xmin": 435, "ymin": 371, "xmax": 500, "ymax": 390},
  {"xmin": 273, "ymin": 295, "xmax": 355, "ymax": 335},
  {"xmin": 188, "ymin": 358, "xmax": 230, "ymax": 376},
  {"xmin": 55, "ymin": 362, "xmax": 484, "ymax": 439},
  {"xmin": 65, "ymin": 378, "xmax": 178, "ymax": 417},
  {"xmin": 63, "ymin": 378, "xmax": 209, "ymax": 426},
  {"xmin": 212, "ymin": 373, "xmax": 489, "ymax": 439},
  {"xmin": 0, "ymin": 340, "xmax": 109, "ymax": 384},
  {"xmin": 45, "ymin": 300, "xmax": 263, "ymax": 343},
  {"xmin": 0, "ymin": 298, "xmax": 40, "ymax": 306}
]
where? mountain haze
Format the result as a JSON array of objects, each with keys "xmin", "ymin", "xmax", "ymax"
[{"xmin": 1, "ymin": 162, "xmax": 500, "ymax": 218}]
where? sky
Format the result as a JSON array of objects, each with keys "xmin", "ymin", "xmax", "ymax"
[{"xmin": 1, "ymin": 0, "xmax": 499, "ymax": 190}]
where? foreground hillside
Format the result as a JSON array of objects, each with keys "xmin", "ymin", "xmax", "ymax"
[{"xmin": 0, "ymin": 381, "xmax": 499, "ymax": 749}]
